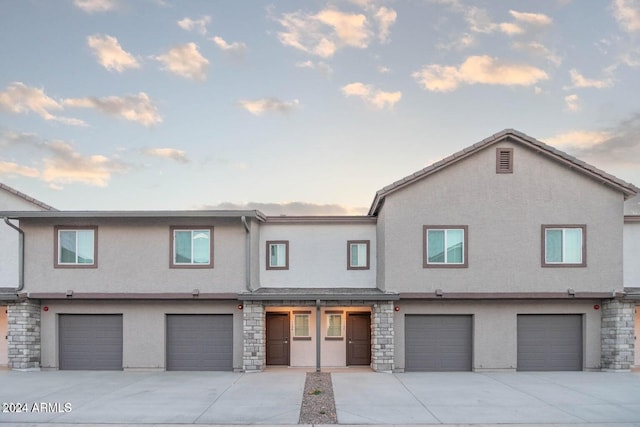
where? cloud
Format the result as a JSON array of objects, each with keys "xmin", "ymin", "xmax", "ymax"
[
  {"xmin": 63, "ymin": 92, "xmax": 161, "ymax": 126},
  {"xmin": 155, "ymin": 43, "xmax": 209, "ymax": 81},
  {"xmin": 275, "ymin": 8, "xmax": 373, "ymax": 57},
  {"xmin": 211, "ymin": 36, "xmax": 247, "ymax": 56},
  {"xmin": 341, "ymin": 82, "xmax": 401, "ymax": 109},
  {"xmin": 87, "ymin": 34, "xmax": 140, "ymax": 72},
  {"xmin": 201, "ymin": 201, "xmax": 368, "ymax": 216},
  {"xmin": 0, "ymin": 82, "xmax": 86, "ymax": 126},
  {"xmin": 238, "ymin": 98, "xmax": 299, "ymax": 116},
  {"xmin": 412, "ymin": 55, "xmax": 549, "ymax": 92},
  {"xmin": 512, "ymin": 41, "xmax": 561, "ymax": 65},
  {"xmin": 612, "ymin": 0, "xmax": 640, "ymax": 33},
  {"xmin": 73, "ymin": 0, "xmax": 118, "ymax": 13},
  {"xmin": 564, "ymin": 94, "xmax": 580, "ymax": 112},
  {"xmin": 0, "ymin": 161, "xmax": 40, "ymax": 178},
  {"xmin": 509, "ymin": 10, "xmax": 552, "ymax": 27},
  {"xmin": 374, "ymin": 7, "xmax": 397, "ymax": 43},
  {"xmin": 177, "ymin": 16, "xmax": 211, "ymax": 35},
  {"xmin": 0, "ymin": 130, "xmax": 129, "ymax": 188},
  {"xmin": 142, "ymin": 148, "xmax": 189, "ymax": 163},
  {"xmin": 566, "ymin": 69, "xmax": 614, "ymax": 89},
  {"xmin": 295, "ymin": 60, "xmax": 333, "ymax": 76}
]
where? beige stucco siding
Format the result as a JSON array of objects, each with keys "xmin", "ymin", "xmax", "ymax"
[
  {"xmin": 21, "ymin": 218, "xmax": 247, "ymax": 294},
  {"xmin": 394, "ymin": 300, "xmax": 602, "ymax": 371},
  {"xmin": 624, "ymin": 222, "xmax": 640, "ymax": 288},
  {"xmin": 39, "ymin": 300, "xmax": 243, "ymax": 370},
  {"xmin": 379, "ymin": 142, "xmax": 624, "ymax": 293}
]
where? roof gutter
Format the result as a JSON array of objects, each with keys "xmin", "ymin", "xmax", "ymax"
[
  {"xmin": 241, "ymin": 216, "xmax": 252, "ymax": 292},
  {"xmin": 1, "ymin": 217, "xmax": 24, "ymax": 297}
]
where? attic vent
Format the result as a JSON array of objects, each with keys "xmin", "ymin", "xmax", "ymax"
[{"xmin": 496, "ymin": 148, "xmax": 513, "ymax": 174}]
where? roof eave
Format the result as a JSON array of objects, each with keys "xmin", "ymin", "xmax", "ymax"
[{"xmin": 1, "ymin": 209, "xmax": 267, "ymax": 221}]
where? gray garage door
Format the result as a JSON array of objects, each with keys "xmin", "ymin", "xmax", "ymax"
[
  {"xmin": 59, "ymin": 314, "xmax": 123, "ymax": 370},
  {"xmin": 405, "ymin": 315, "xmax": 472, "ymax": 371},
  {"xmin": 517, "ymin": 314, "xmax": 582, "ymax": 371},
  {"xmin": 166, "ymin": 314, "xmax": 233, "ymax": 371}
]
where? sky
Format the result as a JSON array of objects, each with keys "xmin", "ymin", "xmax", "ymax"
[{"xmin": 1, "ymin": 0, "xmax": 640, "ymax": 215}]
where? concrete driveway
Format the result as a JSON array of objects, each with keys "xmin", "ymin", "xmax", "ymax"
[{"xmin": 1, "ymin": 368, "xmax": 640, "ymax": 425}]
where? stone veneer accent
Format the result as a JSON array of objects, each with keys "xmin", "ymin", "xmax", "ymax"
[
  {"xmin": 371, "ymin": 301, "xmax": 394, "ymax": 372},
  {"xmin": 7, "ymin": 299, "xmax": 41, "ymax": 370},
  {"xmin": 243, "ymin": 300, "xmax": 265, "ymax": 372},
  {"xmin": 601, "ymin": 299, "xmax": 635, "ymax": 371}
]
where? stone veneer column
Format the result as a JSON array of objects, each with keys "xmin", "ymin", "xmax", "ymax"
[
  {"xmin": 243, "ymin": 300, "xmax": 265, "ymax": 372},
  {"xmin": 371, "ymin": 301, "xmax": 394, "ymax": 372},
  {"xmin": 601, "ymin": 299, "xmax": 635, "ymax": 371},
  {"xmin": 7, "ymin": 299, "xmax": 41, "ymax": 370}
]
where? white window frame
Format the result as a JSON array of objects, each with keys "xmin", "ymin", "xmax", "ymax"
[
  {"xmin": 542, "ymin": 225, "xmax": 586, "ymax": 267},
  {"xmin": 170, "ymin": 226, "xmax": 213, "ymax": 268},
  {"xmin": 423, "ymin": 225, "xmax": 468, "ymax": 268},
  {"xmin": 55, "ymin": 226, "xmax": 97, "ymax": 268},
  {"xmin": 266, "ymin": 241, "xmax": 289, "ymax": 270}
]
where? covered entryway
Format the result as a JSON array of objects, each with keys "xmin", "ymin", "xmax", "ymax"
[
  {"xmin": 266, "ymin": 312, "xmax": 290, "ymax": 365},
  {"xmin": 0, "ymin": 306, "xmax": 7, "ymax": 367},
  {"xmin": 405, "ymin": 315, "xmax": 472, "ymax": 371},
  {"xmin": 517, "ymin": 314, "xmax": 582, "ymax": 371},
  {"xmin": 166, "ymin": 314, "xmax": 233, "ymax": 371},
  {"xmin": 59, "ymin": 314, "xmax": 123, "ymax": 370},
  {"xmin": 347, "ymin": 312, "xmax": 371, "ymax": 365}
]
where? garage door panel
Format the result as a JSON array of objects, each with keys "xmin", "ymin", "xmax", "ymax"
[
  {"xmin": 59, "ymin": 314, "xmax": 123, "ymax": 370},
  {"xmin": 166, "ymin": 314, "xmax": 233, "ymax": 371},
  {"xmin": 405, "ymin": 315, "xmax": 472, "ymax": 372},
  {"xmin": 517, "ymin": 314, "xmax": 582, "ymax": 371}
]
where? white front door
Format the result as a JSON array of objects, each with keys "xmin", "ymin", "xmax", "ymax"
[{"xmin": 0, "ymin": 307, "xmax": 7, "ymax": 366}]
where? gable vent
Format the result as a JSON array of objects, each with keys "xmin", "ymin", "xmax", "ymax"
[{"xmin": 496, "ymin": 148, "xmax": 513, "ymax": 174}]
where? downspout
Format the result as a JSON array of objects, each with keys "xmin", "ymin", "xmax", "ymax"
[
  {"xmin": 316, "ymin": 299, "xmax": 321, "ymax": 372},
  {"xmin": 3, "ymin": 217, "xmax": 24, "ymax": 293},
  {"xmin": 241, "ymin": 216, "xmax": 252, "ymax": 292}
]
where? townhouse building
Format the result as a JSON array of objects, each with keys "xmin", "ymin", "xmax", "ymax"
[{"xmin": 1, "ymin": 129, "xmax": 638, "ymax": 372}]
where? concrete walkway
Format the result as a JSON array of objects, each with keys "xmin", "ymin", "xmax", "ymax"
[{"xmin": 1, "ymin": 368, "xmax": 640, "ymax": 425}]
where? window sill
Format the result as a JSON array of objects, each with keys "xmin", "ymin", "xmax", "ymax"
[
  {"xmin": 324, "ymin": 337, "xmax": 344, "ymax": 341},
  {"xmin": 293, "ymin": 337, "xmax": 312, "ymax": 341}
]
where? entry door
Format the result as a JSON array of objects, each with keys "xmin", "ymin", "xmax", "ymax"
[
  {"xmin": 347, "ymin": 313, "xmax": 371, "ymax": 365},
  {"xmin": 266, "ymin": 313, "xmax": 290, "ymax": 365}
]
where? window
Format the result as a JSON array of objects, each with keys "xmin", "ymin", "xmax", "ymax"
[
  {"xmin": 347, "ymin": 240, "xmax": 370, "ymax": 270},
  {"xmin": 496, "ymin": 147, "xmax": 513, "ymax": 173},
  {"xmin": 423, "ymin": 226, "xmax": 468, "ymax": 268},
  {"xmin": 54, "ymin": 226, "xmax": 97, "ymax": 268},
  {"xmin": 266, "ymin": 240, "xmax": 289, "ymax": 270},
  {"xmin": 170, "ymin": 226, "xmax": 213, "ymax": 268},
  {"xmin": 542, "ymin": 225, "xmax": 586, "ymax": 267},
  {"xmin": 293, "ymin": 312, "xmax": 310, "ymax": 339},
  {"xmin": 326, "ymin": 312, "xmax": 343, "ymax": 339}
]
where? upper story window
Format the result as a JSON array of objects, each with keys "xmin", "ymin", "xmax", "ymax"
[
  {"xmin": 170, "ymin": 226, "xmax": 214, "ymax": 268},
  {"xmin": 266, "ymin": 240, "xmax": 289, "ymax": 270},
  {"xmin": 347, "ymin": 240, "xmax": 370, "ymax": 270},
  {"xmin": 542, "ymin": 225, "xmax": 586, "ymax": 267},
  {"xmin": 423, "ymin": 225, "xmax": 468, "ymax": 268},
  {"xmin": 54, "ymin": 226, "xmax": 97, "ymax": 268}
]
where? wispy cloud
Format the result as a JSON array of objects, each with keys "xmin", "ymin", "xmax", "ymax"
[
  {"xmin": 412, "ymin": 55, "xmax": 549, "ymax": 92},
  {"xmin": 73, "ymin": 0, "xmax": 118, "ymax": 13},
  {"xmin": 564, "ymin": 94, "xmax": 580, "ymax": 112},
  {"xmin": 509, "ymin": 10, "xmax": 552, "ymax": 27},
  {"xmin": 155, "ymin": 43, "xmax": 209, "ymax": 81},
  {"xmin": 87, "ymin": 34, "xmax": 140, "ymax": 73},
  {"xmin": 211, "ymin": 36, "xmax": 247, "ymax": 56},
  {"xmin": 177, "ymin": 16, "xmax": 211, "ymax": 35},
  {"xmin": 566, "ymin": 69, "xmax": 614, "ymax": 89},
  {"xmin": 238, "ymin": 98, "xmax": 299, "ymax": 116},
  {"xmin": 142, "ymin": 148, "xmax": 189, "ymax": 163},
  {"xmin": 612, "ymin": 0, "xmax": 640, "ymax": 33},
  {"xmin": 201, "ymin": 201, "xmax": 368, "ymax": 216},
  {"xmin": 0, "ymin": 161, "xmax": 40, "ymax": 178},
  {"xmin": 341, "ymin": 82, "xmax": 401, "ymax": 110},
  {"xmin": 512, "ymin": 41, "xmax": 561, "ymax": 66},
  {"xmin": 295, "ymin": 60, "xmax": 333, "ymax": 76},
  {"xmin": 374, "ymin": 7, "xmax": 397, "ymax": 43},
  {"xmin": 0, "ymin": 82, "xmax": 85, "ymax": 126},
  {"xmin": 63, "ymin": 92, "xmax": 161, "ymax": 127}
]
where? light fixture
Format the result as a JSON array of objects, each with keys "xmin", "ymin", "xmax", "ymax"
[
  {"xmin": 237, "ymin": 304, "xmax": 244, "ymax": 310},
  {"xmin": 192, "ymin": 289, "xmax": 200, "ymax": 297},
  {"xmin": 66, "ymin": 290, "xmax": 73, "ymax": 297},
  {"xmin": 567, "ymin": 288, "xmax": 575, "ymax": 296},
  {"xmin": 435, "ymin": 289, "xmax": 443, "ymax": 297}
]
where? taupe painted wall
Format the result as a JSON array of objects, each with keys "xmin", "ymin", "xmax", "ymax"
[
  {"xmin": 378, "ymin": 142, "xmax": 625, "ymax": 293},
  {"xmin": 39, "ymin": 300, "xmax": 243, "ymax": 370},
  {"xmin": 394, "ymin": 300, "xmax": 602, "ymax": 371},
  {"xmin": 624, "ymin": 222, "xmax": 640, "ymax": 288},
  {"xmin": 21, "ymin": 218, "xmax": 248, "ymax": 294}
]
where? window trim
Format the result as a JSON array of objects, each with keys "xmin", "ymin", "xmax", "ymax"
[
  {"xmin": 266, "ymin": 240, "xmax": 289, "ymax": 270},
  {"xmin": 541, "ymin": 224, "xmax": 586, "ymax": 267},
  {"xmin": 347, "ymin": 240, "xmax": 370, "ymax": 270},
  {"xmin": 423, "ymin": 225, "xmax": 469, "ymax": 268},
  {"xmin": 169, "ymin": 226, "xmax": 214, "ymax": 269},
  {"xmin": 496, "ymin": 147, "xmax": 514, "ymax": 174},
  {"xmin": 54, "ymin": 225, "xmax": 98, "ymax": 269}
]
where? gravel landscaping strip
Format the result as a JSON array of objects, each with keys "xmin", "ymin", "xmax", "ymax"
[{"xmin": 298, "ymin": 372, "xmax": 337, "ymax": 424}]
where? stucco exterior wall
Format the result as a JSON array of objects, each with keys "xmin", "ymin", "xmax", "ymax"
[
  {"xmin": 39, "ymin": 300, "xmax": 243, "ymax": 370},
  {"xmin": 624, "ymin": 221, "xmax": 640, "ymax": 288},
  {"xmin": 379, "ymin": 142, "xmax": 624, "ymax": 293},
  {"xmin": 394, "ymin": 300, "xmax": 602, "ymax": 371},
  {"xmin": 260, "ymin": 223, "xmax": 376, "ymax": 288},
  {"xmin": 21, "ymin": 218, "xmax": 248, "ymax": 294}
]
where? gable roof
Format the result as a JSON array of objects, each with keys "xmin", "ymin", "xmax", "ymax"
[
  {"xmin": 369, "ymin": 129, "xmax": 640, "ymax": 215},
  {"xmin": 0, "ymin": 182, "xmax": 56, "ymax": 211}
]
